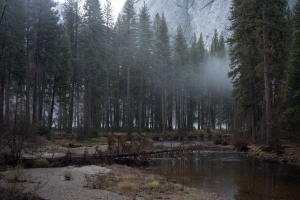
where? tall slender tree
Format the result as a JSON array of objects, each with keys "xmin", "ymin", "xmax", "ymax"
[
  {"xmin": 155, "ymin": 13, "xmax": 170, "ymax": 134},
  {"xmin": 136, "ymin": 3, "xmax": 152, "ymax": 135},
  {"xmin": 117, "ymin": 0, "xmax": 137, "ymax": 137},
  {"xmin": 63, "ymin": 0, "xmax": 81, "ymax": 135},
  {"xmin": 284, "ymin": 30, "xmax": 300, "ymax": 131},
  {"xmin": 81, "ymin": 0, "xmax": 105, "ymax": 136}
]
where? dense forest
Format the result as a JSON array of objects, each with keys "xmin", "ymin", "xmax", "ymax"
[{"xmin": 0, "ymin": 0, "xmax": 299, "ymax": 146}]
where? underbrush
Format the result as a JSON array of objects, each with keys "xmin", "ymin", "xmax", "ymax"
[{"xmin": 0, "ymin": 165, "xmax": 38, "ymax": 200}]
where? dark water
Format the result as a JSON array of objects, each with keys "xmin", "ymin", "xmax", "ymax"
[{"xmin": 145, "ymin": 151, "xmax": 300, "ymax": 200}]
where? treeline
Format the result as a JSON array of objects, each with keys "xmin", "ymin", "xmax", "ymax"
[
  {"xmin": 0, "ymin": 0, "xmax": 233, "ymax": 137},
  {"xmin": 229, "ymin": 0, "xmax": 300, "ymax": 145},
  {"xmin": 1, "ymin": 0, "xmax": 300, "ymax": 145},
  {"xmin": 0, "ymin": 0, "xmax": 234, "ymax": 139}
]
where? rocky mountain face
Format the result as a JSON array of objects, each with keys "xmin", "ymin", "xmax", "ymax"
[{"xmin": 133, "ymin": 0, "xmax": 296, "ymax": 49}]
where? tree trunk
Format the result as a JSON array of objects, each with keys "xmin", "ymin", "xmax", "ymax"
[
  {"xmin": 263, "ymin": 1, "xmax": 274, "ymax": 146},
  {"xmin": 32, "ymin": 53, "xmax": 39, "ymax": 124},
  {"xmin": 25, "ymin": 0, "xmax": 30, "ymax": 121},
  {"xmin": 127, "ymin": 64, "xmax": 131, "ymax": 137},
  {"xmin": 68, "ymin": 81, "xmax": 74, "ymax": 134},
  {"xmin": 197, "ymin": 96, "xmax": 200, "ymax": 130},
  {"xmin": 201, "ymin": 97, "xmax": 204, "ymax": 130},
  {"xmin": 250, "ymin": 84, "xmax": 256, "ymax": 143},
  {"xmin": 84, "ymin": 67, "xmax": 92, "ymax": 136},
  {"xmin": 48, "ymin": 83, "xmax": 56, "ymax": 139},
  {"xmin": 5, "ymin": 71, "xmax": 10, "ymax": 133}
]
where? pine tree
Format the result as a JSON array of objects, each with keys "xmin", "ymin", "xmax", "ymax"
[
  {"xmin": 81, "ymin": 0, "xmax": 105, "ymax": 136},
  {"xmin": 293, "ymin": 0, "xmax": 300, "ymax": 29},
  {"xmin": 229, "ymin": 0, "xmax": 289, "ymax": 144},
  {"xmin": 103, "ymin": 0, "xmax": 114, "ymax": 133},
  {"xmin": 284, "ymin": 30, "xmax": 300, "ymax": 130},
  {"xmin": 63, "ymin": 0, "xmax": 81, "ymax": 135},
  {"xmin": 47, "ymin": 25, "xmax": 71, "ymax": 139},
  {"xmin": 197, "ymin": 33, "xmax": 207, "ymax": 130},
  {"xmin": 136, "ymin": 2, "xmax": 152, "ymax": 135},
  {"xmin": 258, "ymin": 0, "xmax": 289, "ymax": 145},
  {"xmin": 155, "ymin": 13, "xmax": 170, "ymax": 134},
  {"xmin": 173, "ymin": 25, "xmax": 188, "ymax": 130},
  {"xmin": 228, "ymin": 0, "xmax": 263, "ymax": 141},
  {"xmin": 117, "ymin": 0, "xmax": 137, "ymax": 137},
  {"xmin": 29, "ymin": 0, "xmax": 61, "ymax": 126},
  {"xmin": 0, "ymin": 0, "xmax": 26, "ymax": 134}
]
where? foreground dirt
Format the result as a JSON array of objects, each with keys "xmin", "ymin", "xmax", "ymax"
[{"xmin": 0, "ymin": 164, "xmax": 226, "ymax": 200}]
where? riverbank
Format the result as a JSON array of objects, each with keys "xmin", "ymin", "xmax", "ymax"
[
  {"xmin": 0, "ymin": 164, "xmax": 227, "ymax": 200},
  {"xmin": 2, "ymin": 134, "xmax": 300, "ymax": 200},
  {"xmin": 208, "ymin": 139, "xmax": 300, "ymax": 166}
]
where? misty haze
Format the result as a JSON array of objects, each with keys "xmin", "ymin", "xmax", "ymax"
[{"xmin": 1, "ymin": 0, "xmax": 300, "ymax": 200}]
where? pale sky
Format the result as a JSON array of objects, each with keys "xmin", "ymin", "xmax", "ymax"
[{"xmin": 55, "ymin": 0, "xmax": 127, "ymax": 21}]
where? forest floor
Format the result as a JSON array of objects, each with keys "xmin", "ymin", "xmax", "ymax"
[{"xmin": 1, "ymin": 132, "xmax": 300, "ymax": 200}]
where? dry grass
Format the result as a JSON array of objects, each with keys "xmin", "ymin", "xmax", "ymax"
[
  {"xmin": 120, "ymin": 174, "xmax": 137, "ymax": 181},
  {"xmin": 118, "ymin": 181, "xmax": 137, "ymax": 190},
  {"xmin": 145, "ymin": 176, "xmax": 155, "ymax": 182},
  {"xmin": 148, "ymin": 181, "xmax": 159, "ymax": 189}
]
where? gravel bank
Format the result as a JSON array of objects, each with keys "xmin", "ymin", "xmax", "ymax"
[{"xmin": 0, "ymin": 165, "xmax": 226, "ymax": 200}]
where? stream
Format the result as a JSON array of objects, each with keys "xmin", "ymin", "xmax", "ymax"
[{"xmin": 145, "ymin": 148, "xmax": 300, "ymax": 200}]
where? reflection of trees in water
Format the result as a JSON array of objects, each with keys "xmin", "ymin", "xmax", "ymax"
[
  {"xmin": 159, "ymin": 158, "xmax": 204, "ymax": 187},
  {"xmin": 150, "ymin": 153, "xmax": 300, "ymax": 199},
  {"xmin": 234, "ymin": 178, "xmax": 299, "ymax": 200},
  {"xmin": 234, "ymin": 161, "xmax": 299, "ymax": 200}
]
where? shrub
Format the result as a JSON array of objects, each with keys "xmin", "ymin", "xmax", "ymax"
[
  {"xmin": 37, "ymin": 125, "xmax": 48, "ymax": 136},
  {"xmin": 232, "ymin": 137, "xmax": 249, "ymax": 149},
  {"xmin": 32, "ymin": 158, "xmax": 49, "ymax": 168},
  {"xmin": 206, "ymin": 127, "xmax": 211, "ymax": 134}
]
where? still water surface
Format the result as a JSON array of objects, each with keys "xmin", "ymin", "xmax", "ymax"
[{"xmin": 146, "ymin": 150, "xmax": 300, "ymax": 200}]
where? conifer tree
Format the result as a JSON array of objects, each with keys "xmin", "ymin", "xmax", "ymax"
[
  {"xmin": 229, "ymin": 0, "xmax": 289, "ymax": 144},
  {"xmin": 47, "ymin": 25, "xmax": 71, "ymax": 139},
  {"xmin": 173, "ymin": 25, "xmax": 188, "ymax": 130},
  {"xmin": 117, "ymin": 0, "xmax": 137, "ymax": 137},
  {"xmin": 284, "ymin": 30, "xmax": 300, "ymax": 130},
  {"xmin": 155, "ymin": 13, "xmax": 170, "ymax": 133},
  {"xmin": 0, "ymin": 0, "xmax": 26, "ymax": 134},
  {"xmin": 103, "ymin": 0, "xmax": 114, "ymax": 133},
  {"xmin": 81, "ymin": 0, "xmax": 105, "ymax": 136},
  {"xmin": 228, "ymin": 0, "xmax": 263, "ymax": 141},
  {"xmin": 293, "ymin": 0, "xmax": 300, "ymax": 29},
  {"xmin": 136, "ymin": 3, "xmax": 152, "ymax": 135},
  {"xmin": 63, "ymin": 0, "xmax": 81, "ymax": 135},
  {"xmin": 197, "ymin": 33, "xmax": 207, "ymax": 130}
]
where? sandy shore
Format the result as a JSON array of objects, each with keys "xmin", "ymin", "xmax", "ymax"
[{"xmin": 0, "ymin": 165, "xmax": 226, "ymax": 200}]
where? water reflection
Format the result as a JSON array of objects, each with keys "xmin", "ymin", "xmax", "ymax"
[
  {"xmin": 146, "ymin": 151, "xmax": 300, "ymax": 200},
  {"xmin": 235, "ymin": 160, "xmax": 300, "ymax": 200}
]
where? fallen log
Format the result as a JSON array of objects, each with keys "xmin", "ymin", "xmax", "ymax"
[{"xmin": 17, "ymin": 145, "xmax": 202, "ymax": 168}]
